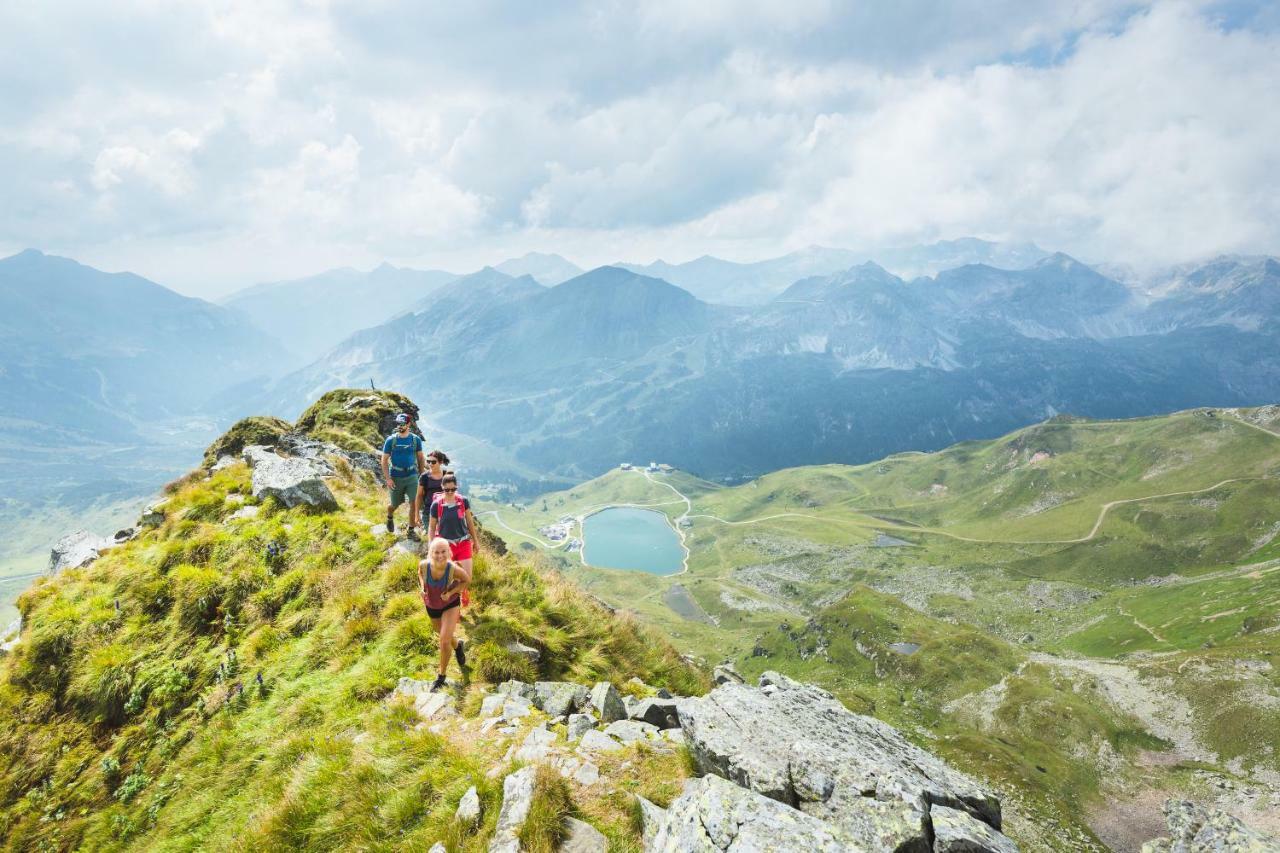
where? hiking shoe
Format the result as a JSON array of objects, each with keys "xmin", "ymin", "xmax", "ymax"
[
  {"xmin": 386, "ymin": 512, "xmax": 395, "ymax": 534},
  {"xmin": 430, "ymin": 674, "xmax": 447, "ymax": 692},
  {"xmin": 455, "ymin": 639, "xmax": 466, "ymax": 669},
  {"xmin": 406, "ymin": 527, "xmax": 420, "ymax": 542}
]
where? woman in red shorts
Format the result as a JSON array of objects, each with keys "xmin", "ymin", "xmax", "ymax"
[{"xmin": 427, "ymin": 472, "xmax": 479, "ymax": 577}]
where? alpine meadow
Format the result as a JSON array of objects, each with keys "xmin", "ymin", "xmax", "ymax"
[{"xmin": 3, "ymin": 3, "xmax": 1280, "ymax": 852}]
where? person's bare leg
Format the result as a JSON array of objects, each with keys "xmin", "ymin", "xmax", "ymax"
[{"xmin": 438, "ymin": 608, "xmax": 460, "ymax": 676}]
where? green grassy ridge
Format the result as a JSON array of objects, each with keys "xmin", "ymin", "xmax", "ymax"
[{"xmin": 0, "ymin": 418, "xmax": 706, "ymax": 849}]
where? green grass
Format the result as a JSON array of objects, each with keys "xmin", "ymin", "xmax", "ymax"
[{"xmin": 0, "ymin": 405, "xmax": 706, "ymax": 851}]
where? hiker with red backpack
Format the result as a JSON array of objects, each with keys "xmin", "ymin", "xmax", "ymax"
[
  {"xmin": 426, "ymin": 472, "xmax": 480, "ymax": 577},
  {"xmin": 419, "ymin": 536, "xmax": 470, "ymax": 692}
]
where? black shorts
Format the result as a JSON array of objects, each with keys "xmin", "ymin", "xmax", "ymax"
[{"xmin": 425, "ymin": 597, "xmax": 461, "ymax": 619}]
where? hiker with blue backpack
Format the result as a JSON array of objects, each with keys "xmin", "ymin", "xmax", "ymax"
[{"xmin": 381, "ymin": 413, "xmax": 426, "ymax": 539}]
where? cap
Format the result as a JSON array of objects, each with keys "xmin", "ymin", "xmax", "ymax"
[{"xmin": 395, "ymin": 413, "xmax": 410, "ymax": 425}]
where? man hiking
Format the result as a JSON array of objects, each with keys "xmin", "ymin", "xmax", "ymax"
[
  {"xmin": 420, "ymin": 537, "xmax": 470, "ymax": 691},
  {"xmin": 381, "ymin": 413, "xmax": 426, "ymax": 538}
]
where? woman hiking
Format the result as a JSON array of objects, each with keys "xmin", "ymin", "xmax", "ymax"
[
  {"xmin": 412, "ymin": 449, "xmax": 450, "ymax": 541},
  {"xmin": 420, "ymin": 537, "xmax": 470, "ymax": 692},
  {"xmin": 426, "ymin": 472, "xmax": 480, "ymax": 576}
]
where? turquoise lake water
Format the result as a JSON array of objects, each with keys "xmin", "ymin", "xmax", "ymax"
[{"xmin": 581, "ymin": 507, "xmax": 685, "ymax": 575}]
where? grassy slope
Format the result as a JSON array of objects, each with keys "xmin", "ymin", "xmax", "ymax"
[
  {"xmin": 0, "ymin": 392, "xmax": 705, "ymax": 851},
  {"xmin": 477, "ymin": 405, "xmax": 1280, "ymax": 850}
]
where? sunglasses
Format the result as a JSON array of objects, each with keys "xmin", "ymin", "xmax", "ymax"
[{"xmin": 443, "ymin": 486, "xmax": 457, "ymax": 492}]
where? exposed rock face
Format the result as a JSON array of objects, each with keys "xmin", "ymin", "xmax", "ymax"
[
  {"xmin": 242, "ymin": 445, "xmax": 338, "ymax": 510},
  {"xmin": 489, "ymin": 765, "xmax": 536, "ymax": 853},
  {"xmin": 677, "ymin": 671, "xmax": 1013, "ymax": 852},
  {"xmin": 561, "ymin": 816, "xmax": 608, "ymax": 852},
  {"xmin": 933, "ymin": 805, "xmax": 1020, "ymax": 853},
  {"xmin": 48, "ymin": 530, "xmax": 115, "ymax": 574},
  {"xmin": 1140, "ymin": 799, "xmax": 1279, "ymax": 852},
  {"xmin": 389, "ymin": 677, "xmax": 457, "ymax": 721},
  {"xmin": 649, "ymin": 774, "xmax": 867, "ymax": 852}
]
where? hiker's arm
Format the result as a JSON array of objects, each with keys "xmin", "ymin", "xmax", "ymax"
[
  {"xmin": 415, "ymin": 446, "xmax": 426, "ymax": 474},
  {"xmin": 411, "ymin": 483, "xmax": 424, "ymax": 528},
  {"xmin": 380, "ymin": 453, "xmax": 392, "ymax": 488},
  {"xmin": 445, "ymin": 563, "xmax": 472, "ymax": 594},
  {"xmin": 427, "ymin": 509, "xmax": 437, "ymax": 541},
  {"xmin": 417, "ymin": 560, "xmax": 428, "ymax": 594},
  {"xmin": 466, "ymin": 510, "xmax": 480, "ymax": 550}
]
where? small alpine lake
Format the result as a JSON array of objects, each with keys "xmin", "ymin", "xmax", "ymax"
[{"xmin": 581, "ymin": 507, "xmax": 685, "ymax": 575}]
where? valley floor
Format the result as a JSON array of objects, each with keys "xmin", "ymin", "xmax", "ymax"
[{"xmin": 477, "ymin": 406, "xmax": 1280, "ymax": 851}]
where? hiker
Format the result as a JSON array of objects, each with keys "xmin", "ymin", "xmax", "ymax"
[
  {"xmin": 426, "ymin": 472, "xmax": 480, "ymax": 575},
  {"xmin": 381, "ymin": 413, "xmax": 426, "ymax": 538},
  {"xmin": 420, "ymin": 536, "xmax": 470, "ymax": 691},
  {"xmin": 413, "ymin": 449, "xmax": 450, "ymax": 537}
]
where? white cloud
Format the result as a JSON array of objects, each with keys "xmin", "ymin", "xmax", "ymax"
[{"xmin": 0, "ymin": 0, "xmax": 1275, "ymax": 294}]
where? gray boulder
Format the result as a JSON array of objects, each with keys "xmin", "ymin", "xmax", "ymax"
[
  {"xmin": 589, "ymin": 681, "xmax": 627, "ymax": 723},
  {"xmin": 138, "ymin": 500, "xmax": 167, "ymax": 528},
  {"xmin": 679, "ymin": 671, "xmax": 1012, "ymax": 852},
  {"xmin": 533, "ymin": 681, "xmax": 590, "ymax": 717},
  {"xmin": 455, "ymin": 785, "xmax": 481, "ymax": 826},
  {"xmin": 649, "ymin": 774, "xmax": 867, "ymax": 852},
  {"xmin": 495, "ymin": 680, "xmax": 537, "ymax": 700},
  {"xmin": 561, "ymin": 816, "xmax": 608, "ymax": 852},
  {"xmin": 631, "ymin": 697, "xmax": 682, "ymax": 729},
  {"xmin": 933, "ymin": 805, "xmax": 1019, "ymax": 853},
  {"xmin": 506, "ymin": 641, "xmax": 541, "ymax": 664},
  {"xmin": 242, "ymin": 445, "xmax": 338, "ymax": 510},
  {"xmin": 515, "ymin": 725, "xmax": 558, "ymax": 763},
  {"xmin": 49, "ymin": 530, "xmax": 115, "ymax": 574},
  {"xmin": 489, "ymin": 766, "xmax": 536, "ymax": 853},
  {"xmin": 578, "ymin": 730, "xmax": 623, "ymax": 753},
  {"xmin": 1140, "ymin": 799, "xmax": 1278, "ymax": 852},
  {"xmin": 604, "ymin": 719, "xmax": 659, "ymax": 745},
  {"xmin": 567, "ymin": 712, "xmax": 597, "ymax": 741},
  {"xmin": 635, "ymin": 795, "xmax": 667, "ymax": 849}
]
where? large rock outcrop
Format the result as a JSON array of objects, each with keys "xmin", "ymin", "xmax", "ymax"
[
  {"xmin": 649, "ymin": 773, "xmax": 868, "ymax": 852},
  {"xmin": 242, "ymin": 445, "xmax": 338, "ymax": 510},
  {"xmin": 48, "ymin": 530, "xmax": 115, "ymax": 574},
  {"xmin": 676, "ymin": 671, "xmax": 1015, "ymax": 852},
  {"xmin": 1140, "ymin": 799, "xmax": 1279, "ymax": 852}
]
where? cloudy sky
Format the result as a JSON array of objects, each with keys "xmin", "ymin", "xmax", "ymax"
[{"xmin": 2, "ymin": 0, "xmax": 1278, "ymax": 297}]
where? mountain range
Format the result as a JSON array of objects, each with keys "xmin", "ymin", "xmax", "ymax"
[
  {"xmin": 618, "ymin": 238, "xmax": 1049, "ymax": 305},
  {"xmin": 265, "ymin": 251, "xmax": 1280, "ymax": 478}
]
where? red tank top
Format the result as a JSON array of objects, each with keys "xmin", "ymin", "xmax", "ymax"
[{"xmin": 423, "ymin": 560, "xmax": 460, "ymax": 610}]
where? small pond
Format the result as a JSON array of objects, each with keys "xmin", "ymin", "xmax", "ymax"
[
  {"xmin": 888, "ymin": 642, "xmax": 921, "ymax": 655},
  {"xmin": 581, "ymin": 507, "xmax": 685, "ymax": 575}
]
